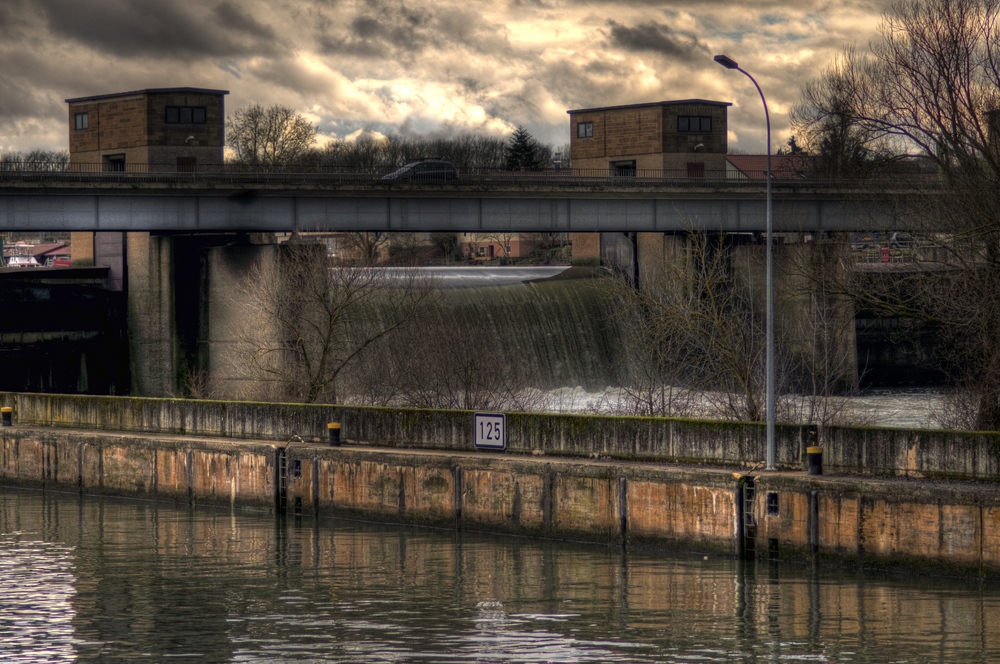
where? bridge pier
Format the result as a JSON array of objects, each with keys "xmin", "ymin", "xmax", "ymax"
[
  {"xmin": 204, "ymin": 241, "xmax": 282, "ymax": 400},
  {"xmin": 625, "ymin": 231, "xmax": 859, "ymax": 395},
  {"xmin": 732, "ymin": 237, "xmax": 858, "ymax": 393},
  {"xmin": 120, "ymin": 232, "xmax": 277, "ymax": 398},
  {"xmin": 126, "ymin": 232, "xmax": 179, "ymax": 396}
]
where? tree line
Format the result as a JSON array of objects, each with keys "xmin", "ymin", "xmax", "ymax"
[{"xmin": 225, "ymin": 103, "xmax": 568, "ymax": 173}]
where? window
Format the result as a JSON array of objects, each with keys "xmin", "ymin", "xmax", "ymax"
[
  {"xmin": 74, "ymin": 113, "xmax": 89, "ymax": 130},
  {"xmin": 677, "ymin": 115, "xmax": 712, "ymax": 132},
  {"xmin": 766, "ymin": 492, "xmax": 779, "ymax": 515},
  {"xmin": 577, "ymin": 121, "xmax": 593, "ymax": 138},
  {"xmin": 165, "ymin": 106, "xmax": 207, "ymax": 124},
  {"xmin": 612, "ymin": 160, "xmax": 636, "ymax": 177},
  {"xmin": 103, "ymin": 154, "xmax": 125, "ymax": 172}
]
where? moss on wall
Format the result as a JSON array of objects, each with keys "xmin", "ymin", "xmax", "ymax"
[{"xmin": 8, "ymin": 392, "xmax": 1000, "ymax": 480}]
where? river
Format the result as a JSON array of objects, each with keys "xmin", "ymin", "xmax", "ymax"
[{"xmin": 1, "ymin": 486, "xmax": 998, "ymax": 662}]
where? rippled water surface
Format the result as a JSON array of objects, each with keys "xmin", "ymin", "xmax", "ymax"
[{"xmin": 2, "ymin": 487, "xmax": 1000, "ymax": 662}]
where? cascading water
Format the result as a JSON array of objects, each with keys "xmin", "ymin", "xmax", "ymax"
[{"xmin": 341, "ymin": 267, "xmax": 626, "ymax": 409}]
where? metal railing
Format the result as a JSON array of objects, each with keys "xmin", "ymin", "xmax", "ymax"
[{"xmin": 0, "ymin": 161, "xmax": 944, "ymax": 190}]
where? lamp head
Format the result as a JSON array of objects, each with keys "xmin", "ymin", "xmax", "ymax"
[{"xmin": 714, "ymin": 54, "xmax": 739, "ymax": 70}]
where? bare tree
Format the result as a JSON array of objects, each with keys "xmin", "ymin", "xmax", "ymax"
[
  {"xmin": 601, "ymin": 232, "xmax": 769, "ymax": 420},
  {"xmin": 794, "ymin": 0, "xmax": 1000, "ymax": 428},
  {"xmin": 233, "ymin": 242, "xmax": 437, "ymax": 403},
  {"xmin": 226, "ymin": 104, "xmax": 317, "ymax": 168},
  {"xmin": 308, "ymin": 133, "xmax": 508, "ymax": 173},
  {"xmin": 472, "ymin": 232, "xmax": 517, "ymax": 262},
  {"xmin": 790, "ymin": 47, "xmax": 896, "ymax": 178},
  {"xmin": 341, "ymin": 232, "xmax": 390, "ymax": 265},
  {"xmin": 0, "ymin": 150, "xmax": 70, "ymax": 171}
]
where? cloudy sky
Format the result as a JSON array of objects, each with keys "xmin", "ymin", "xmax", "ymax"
[{"xmin": 0, "ymin": 0, "xmax": 893, "ymax": 156}]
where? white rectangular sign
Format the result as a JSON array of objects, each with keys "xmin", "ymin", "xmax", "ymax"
[{"xmin": 474, "ymin": 412, "xmax": 506, "ymax": 450}]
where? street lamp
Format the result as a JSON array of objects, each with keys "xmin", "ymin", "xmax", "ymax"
[{"xmin": 714, "ymin": 53, "xmax": 775, "ymax": 471}]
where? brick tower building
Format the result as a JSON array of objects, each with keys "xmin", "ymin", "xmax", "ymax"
[{"xmin": 66, "ymin": 87, "xmax": 228, "ymax": 173}]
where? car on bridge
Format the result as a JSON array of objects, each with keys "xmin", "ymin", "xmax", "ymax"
[{"xmin": 381, "ymin": 159, "xmax": 459, "ymax": 182}]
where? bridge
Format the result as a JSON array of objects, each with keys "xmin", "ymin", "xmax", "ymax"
[
  {"xmin": 0, "ymin": 166, "xmax": 940, "ymax": 401},
  {"xmin": 0, "ymin": 168, "xmax": 932, "ymax": 233}
]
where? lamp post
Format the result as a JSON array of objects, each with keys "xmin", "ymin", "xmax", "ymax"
[{"xmin": 714, "ymin": 54, "xmax": 775, "ymax": 471}]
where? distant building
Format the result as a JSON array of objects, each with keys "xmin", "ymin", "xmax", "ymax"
[
  {"xmin": 457, "ymin": 233, "xmax": 562, "ymax": 262},
  {"xmin": 66, "ymin": 87, "xmax": 229, "ymax": 278},
  {"xmin": 567, "ymin": 99, "xmax": 731, "ymax": 177},
  {"xmin": 66, "ymin": 87, "xmax": 228, "ymax": 173}
]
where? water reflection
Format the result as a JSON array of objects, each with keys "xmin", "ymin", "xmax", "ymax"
[{"xmin": 0, "ymin": 487, "xmax": 998, "ymax": 662}]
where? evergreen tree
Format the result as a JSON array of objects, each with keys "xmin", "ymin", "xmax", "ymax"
[{"xmin": 503, "ymin": 126, "xmax": 543, "ymax": 171}]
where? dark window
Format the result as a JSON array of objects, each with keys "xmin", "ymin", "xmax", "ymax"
[
  {"xmin": 176, "ymin": 157, "xmax": 197, "ymax": 173},
  {"xmin": 103, "ymin": 154, "xmax": 125, "ymax": 172},
  {"xmin": 767, "ymin": 492, "xmax": 779, "ymax": 515},
  {"xmin": 678, "ymin": 115, "xmax": 712, "ymax": 132},
  {"xmin": 74, "ymin": 113, "xmax": 89, "ymax": 130},
  {"xmin": 687, "ymin": 162, "xmax": 705, "ymax": 178},
  {"xmin": 165, "ymin": 106, "xmax": 207, "ymax": 124},
  {"xmin": 613, "ymin": 160, "xmax": 636, "ymax": 177},
  {"xmin": 577, "ymin": 121, "xmax": 593, "ymax": 138}
]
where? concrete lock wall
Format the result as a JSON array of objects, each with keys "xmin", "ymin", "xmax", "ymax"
[
  {"xmin": 5, "ymin": 393, "xmax": 1000, "ymax": 479},
  {"xmin": 4, "ymin": 422, "xmax": 1000, "ymax": 575}
]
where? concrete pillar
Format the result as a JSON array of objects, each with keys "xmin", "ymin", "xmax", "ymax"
[
  {"xmin": 126, "ymin": 232, "xmax": 178, "ymax": 396},
  {"xmin": 206, "ymin": 243, "xmax": 281, "ymax": 400},
  {"xmin": 636, "ymin": 232, "xmax": 693, "ymax": 294},
  {"xmin": 733, "ymin": 238, "xmax": 858, "ymax": 391},
  {"xmin": 570, "ymin": 232, "xmax": 601, "ymax": 266}
]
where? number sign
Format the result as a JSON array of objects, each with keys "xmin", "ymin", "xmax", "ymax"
[{"xmin": 474, "ymin": 412, "xmax": 507, "ymax": 451}]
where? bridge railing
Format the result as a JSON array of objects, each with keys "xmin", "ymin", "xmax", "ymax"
[{"xmin": 0, "ymin": 161, "xmax": 944, "ymax": 190}]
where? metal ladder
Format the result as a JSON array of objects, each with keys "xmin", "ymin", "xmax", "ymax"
[{"xmin": 742, "ymin": 478, "xmax": 757, "ymax": 557}]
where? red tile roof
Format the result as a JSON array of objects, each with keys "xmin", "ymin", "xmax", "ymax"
[{"xmin": 726, "ymin": 154, "xmax": 818, "ymax": 179}]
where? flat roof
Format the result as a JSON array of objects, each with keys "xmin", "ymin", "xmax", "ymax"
[
  {"xmin": 567, "ymin": 99, "xmax": 732, "ymax": 114},
  {"xmin": 66, "ymin": 87, "xmax": 230, "ymax": 104}
]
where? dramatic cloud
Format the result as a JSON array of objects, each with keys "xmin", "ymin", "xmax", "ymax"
[
  {"xmin": 606, "ymin": 20, "xmax": 709, "ymax": 61},
  {"xmin": 0, "ymin": 0, "xmax": 891, "ymax": 154}
]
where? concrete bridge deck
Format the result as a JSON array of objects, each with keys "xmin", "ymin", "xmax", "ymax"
[{"xmin": 0, "ymin": 169, "xmax": 934, "ymax": 233}]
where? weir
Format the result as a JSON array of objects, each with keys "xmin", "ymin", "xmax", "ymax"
[{"xmin": 206, "ymin": 251, "xmax": 627, "ymax": 403}]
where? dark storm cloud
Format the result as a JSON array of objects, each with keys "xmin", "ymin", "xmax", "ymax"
[
  {"xmin": 459, "ymin": 78, "xmax": 485, "ymax": 94},
  {"xmin": 36, "ymin": 0, "xmax": 280, "ymax": 58},
  {"xmin": 0, "ymin": 0, "xmax": 37, "ymax": 39},
  {"xmin": 318, "ymin": 2, "xmax": 508, "ymax": 62},
  {"xmin": 212, "ymin": 2, "xmax": 278, "ymax": 42},
  {"xmin": 606, "ymin": 20, "xmax": 709, "ymax": 60},
  {"xmin": 319, "ymin": 3, "xmax": 433, "ymax": 56}
]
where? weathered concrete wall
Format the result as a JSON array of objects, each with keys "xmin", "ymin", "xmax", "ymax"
[
  {"xmin": 732, "ymin": 240, "xmax": 858, "ymax": 390},
  {"xmin": 0, "ymin": 426, "xmax": 740, "ymax": 554},
  {"xmin": 0, "ymin": 428, "xmax": 276, "ymax": 510},
  {"xmin": 127, "ymin": 232, "xmax": 177, "ymax": 396},
  {"xmin": 7, "ymin": 393, "xmax": 1000, "ymax": 480},
  {"xmin": 4, "ymin": 425, "xmax": 1000, "ymax": 575},
  {"xmin": 205, "ymin": 243, "xmax": 280, "ymax": 400},
  {"xmin": 753, "ymin": 473, "xmax": 1000, "ymax": 574}
]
